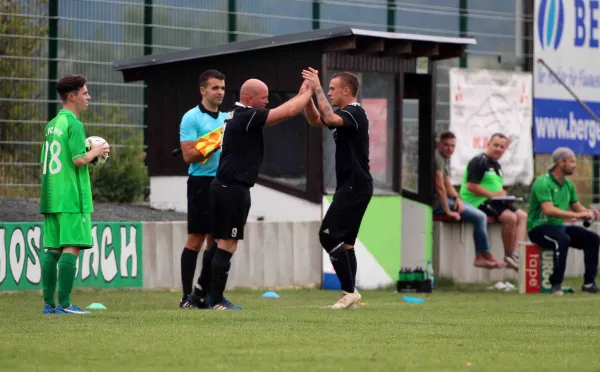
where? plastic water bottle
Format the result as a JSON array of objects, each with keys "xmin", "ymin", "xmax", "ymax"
[{"xmin": 427, "ymin": 261, "xmax": 435, "ymax": 290}]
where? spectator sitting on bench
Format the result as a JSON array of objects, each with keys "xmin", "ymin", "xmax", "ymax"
[
  {"xmin": 459, "ymin": 133, "xmax": 524, "ymax": 271},
  {"xmin": 527, "ymin": 147, "xmax": 599, "ymax": 295},
  {"xmin": 433, "ymin": 131, "xmax": 506, "ymax": 269}
]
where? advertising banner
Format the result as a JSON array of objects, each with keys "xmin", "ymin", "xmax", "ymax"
[
  {"xmin": 534, "ymin": 0, "xmax": 600, "ymax": 154},
  {"xmin": 519, "ymin": 243, "xmax": 554, "ymax": 294},
  {"xmin": 0, "ymin": 222, "xmax": 143, "ymax": 291},
  {"xmin": 449, "ymin": 68, "xmax": 534, "ymax": 186}
]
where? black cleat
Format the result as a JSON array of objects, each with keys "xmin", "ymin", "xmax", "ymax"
[
  {"xmin": 582, "ymin": 283, "xmax": 600, "ymax": 293},
  {"xmin": 179, "ymin": 295, "xmax": 208, "ymax": 309},
  {"xmin": 190, "ymin": 294, "xmax": 210, "ymax": 309},
  {"xmin": 179, "ymin": 295, "xmax": 194, "ymax": 308}
]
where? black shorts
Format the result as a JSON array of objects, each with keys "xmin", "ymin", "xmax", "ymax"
[
  {"xmin": 320, "ymin": 185, "xmax": 373, "ymax": 246},
  {"xmin": 210, "ymin": 179, "xmax": 251, "ymax": 240},
  {"xmin": 478, "ymin": 199, "xmax": 517, "ymax": 218},
  {"xmin": 187, "ymin": 175, "xmax": 214, "ymax": 234}
]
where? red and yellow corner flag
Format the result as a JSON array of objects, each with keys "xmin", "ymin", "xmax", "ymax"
[{"xmin": 194, "ymin": 126, "xmax": 223, "ymax": 164}]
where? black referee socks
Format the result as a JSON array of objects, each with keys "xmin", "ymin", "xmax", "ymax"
[{"xmin": 181, "ymin": 247, "xmax": 199, "ymax": 297}]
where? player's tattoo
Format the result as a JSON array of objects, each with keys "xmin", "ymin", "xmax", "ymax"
[{"xmin": 315, "ymin": 88, "xmax": 334, "ymax": 120}]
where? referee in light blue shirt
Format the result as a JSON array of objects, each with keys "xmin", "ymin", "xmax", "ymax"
[{"xmin": 178, "ymin": 69, "xmax": 227, "ymax": 309}]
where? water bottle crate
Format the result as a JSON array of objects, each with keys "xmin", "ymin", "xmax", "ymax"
[
  {"xmin": 397, "ymin": 263, "xmax": 434, "ymax": 293},
  {"xmin": 396, "ymin": 280, "xmax": 432, "ymax": 293}
]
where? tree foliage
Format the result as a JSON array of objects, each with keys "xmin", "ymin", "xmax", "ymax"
[
  {"xmin": 89, "ymin": 134, "xmax": 149, "ymax": 204},
  {"xmin": 0, "ymin": 0, "xmax": 48, "ymax": 154},
  {"xmin": 1, "ymin": 1, "xmax": 268, "ymax": 200}
]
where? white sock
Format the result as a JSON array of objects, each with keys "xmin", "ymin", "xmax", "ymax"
[{"xmin": 584, "ymin": 283, "xmax": 594, "ymax": 288}]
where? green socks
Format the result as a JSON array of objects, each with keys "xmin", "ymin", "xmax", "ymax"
[
  {"xmin": 42, "ymin": 251, "xmax": 79, "ymax": 309},
  {"xmin": 41, "ymin": 250, "xmax": 61, "ymax": 307},
  {"xmin": 57, "ymin": 253, "xmax": 78, "ymax": 308}
]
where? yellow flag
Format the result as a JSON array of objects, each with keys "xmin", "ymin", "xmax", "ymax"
[{"xmin": 194, "ymin": 126, "xmax": 223, "ymax": 164}]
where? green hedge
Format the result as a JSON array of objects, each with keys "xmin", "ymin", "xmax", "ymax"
[{"xmin": 89, "ymin": 136, "xmax": 149, "ymax": 204}]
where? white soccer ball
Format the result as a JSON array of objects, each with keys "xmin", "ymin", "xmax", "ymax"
[{"xmin": 85, "ymin": 136, "xmax": 110, "ymax": 166}]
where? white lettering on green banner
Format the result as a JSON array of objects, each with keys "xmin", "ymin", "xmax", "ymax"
[{"xmin": 0, "ymin": 222, "xmax": 143, "ymax": 291}]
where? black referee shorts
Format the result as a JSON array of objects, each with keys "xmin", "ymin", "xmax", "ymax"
[
  {"xmin": 210, "ymin": 179, "xmax": 251, "ymax": 240},
  {"xmin": 320, "ymin": 184, "xmax": 373, "ymax": 247},
  {"xmin": 187, "ymin": 175, "xmax": 214, "ymax": 235}
]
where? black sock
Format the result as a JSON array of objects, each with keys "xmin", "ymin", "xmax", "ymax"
[
  {"xmin": 195, "ymin": 242, "xmax": 217, "ymax": 297},
  {"xmin": 346, "ymin": 248, "xmax": 357, "ymax": 288},
  {"xmin": 210, "ymin": 248, "xmax": 233, "ymax": 306},
  {"xmin": 181, "ymin": 247, "xmax": 199, "ymax": 297},
  {"xmin": 329, "ymin": 247, "xmax": 354, "ymax": 293}
]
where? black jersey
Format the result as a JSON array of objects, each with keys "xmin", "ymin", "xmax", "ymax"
[
  {"xmin": 327, "ymin": 103, "xmax": 372, "ymax": 190},
  {"xmin": 216, "ymin": 103, "xmax": 270, "ymax": 187},
  {"xmin": 465, "ymin": 153, "xmax": 503, "ymax": 184}
]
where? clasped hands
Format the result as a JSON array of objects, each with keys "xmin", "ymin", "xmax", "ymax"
[{"xmin": 298, "ymin": 67, "xmax": 321, "ymax": 95}]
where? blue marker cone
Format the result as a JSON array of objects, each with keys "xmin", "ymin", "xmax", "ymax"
[
  {"xmin": 262, "ymin": 291, "xmax": 280, "ymax": 299},
  {"xmin": 403, "ymin": 295, "xmax": 424, "ymax": 304}
]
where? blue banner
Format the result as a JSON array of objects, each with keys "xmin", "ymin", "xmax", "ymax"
[{"xmin": 533, "ymin": 98, "xmax": 600, "ymax": 155}]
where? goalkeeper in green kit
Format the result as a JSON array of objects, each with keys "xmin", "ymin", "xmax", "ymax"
[{"xmin": 40, "ymin": 74, "xmax": 110, "ymax": 314}]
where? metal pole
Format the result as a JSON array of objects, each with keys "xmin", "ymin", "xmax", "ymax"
[
  {"xmin": 515, "ymin": 0, "xmax": 523, "ymax": 72},
  {"xmin": 537, "ymin": 59, "xmax": 600, "ymax": 122},
  {"xmin": 312, "ymin": 0, "xmax": 320, "ymax": 30},
  {"xmin": 537, "ymin": 58, "xmax": 600, "ymax": 203},
  {"xmin": 387, "ymin": 0, "xmax": 395, "ymax": 32},
  {"xmin": 228, "ymin": 0, "xmax": 237, "ymax": 42},
  {"xmin": 47, "ymin": 0, "xmax": 58, "ymax": 121},
  {"xmin": 459, "ymin": 0, "xmax": 468, "ymax": 68},
  {"xmin": 143, "ymin": 0, "xmax": 152, "ymax": 165}
]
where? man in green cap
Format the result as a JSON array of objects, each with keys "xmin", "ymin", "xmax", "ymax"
[{"xmin": 527, "ymin": 147, "xmax": 600, "ymax": 295}]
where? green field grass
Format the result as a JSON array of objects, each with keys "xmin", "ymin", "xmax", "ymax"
[{"xmin": 1, "ymin": 287, "xmax": 600, "ymax": 372}]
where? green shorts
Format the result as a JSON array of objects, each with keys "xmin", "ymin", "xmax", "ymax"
[{"xmin": 43, "ymin": 213, "xmax": 93, "ymax": 249}]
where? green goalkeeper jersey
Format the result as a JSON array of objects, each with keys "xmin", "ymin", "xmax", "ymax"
[{"xmin": 40, "ymin": 109, "xmax": 94, "ymax": 214}]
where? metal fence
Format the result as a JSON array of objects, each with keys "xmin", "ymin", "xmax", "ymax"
[{"xmin": 1, "ymin": 0, "xmax": 595, "ymax": 204}]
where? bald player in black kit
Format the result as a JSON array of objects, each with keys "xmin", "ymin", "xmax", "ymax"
[{"xmin": 204, "ymin": 78, "xmax": 315, "ymax": 310}]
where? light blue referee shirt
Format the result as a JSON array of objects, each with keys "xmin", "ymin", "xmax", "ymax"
[{"xmin": 179, "ymin": 104, "xmax": 227, "ymax": 177}]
